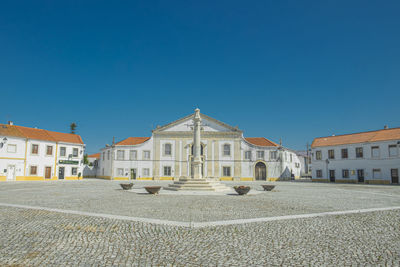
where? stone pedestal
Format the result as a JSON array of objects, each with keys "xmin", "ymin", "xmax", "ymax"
[{"xmin": 164, "ymin": 177, "xmax": 230, "ymax": 192}]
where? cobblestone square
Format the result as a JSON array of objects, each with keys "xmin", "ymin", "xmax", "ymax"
[{"xmin": 1, "ymin": 180, "xmax": 400, "ymax": 266}]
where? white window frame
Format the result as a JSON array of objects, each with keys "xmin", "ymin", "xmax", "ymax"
[
  {"xmin": 256, "ymin": 151, "xmax": 264, "ymax": 159},
  {"xmin": 163, "ymin": 166, "xmax": 172, "ymax": 176},
  {"xmin": 72, "ymin": 148, "xmax": 79, "ymax": 157},
  {"xmin": 373, "ymin": 169, "xmax": 382, "ymax": 179},
  {"xmin": 164, "ymin": 143, "xmax": 172, "ymax": 156},
  {"xmin": 371, "ymin": 146, "xmax": 380, "ymax": 158},
  {"xmin": 46, "ymin": 145, "xmax": 53, "ymax": 156},
  {"xmin": 29, "ymin": 165, "xmax": 38, "ymax": 175},
  {"xmin": 116, "ymin": 150, "xmax": 125, "ymax": 160},
  {"xmin": 116, "ymin": 168, "xmax": 124, "ymax": 176},
  {"xmin": 316, "ymin": 150, "xmax": 322, "ymax": 160},
  {"xmin": 60, "ymin": 147, "xmax": 66, "ymax": 157},
  {"xmin": 245, "ymin": 151, "xmax": 252, "ymax": 160},
  {"xmin": 143, "ymin": 168, "xmax": 150, "ymax": 177},
  {"xmin": 222, "ymin": 166, "xmax": 231, "ymax": 177},
  {"xmin": 270, "ymin": 151, "xmax": 277, "ymax": 160},
  {"xmin": 129, "ymin": 150, "xmax": 137, "ymax": 160},
  {"xmin": 7, "ymin": 144, "xmax": 17, "ymax": 153},
  {"xmin": 223, "ymin": 144, "xmax": 231, "ymax": 156},
  {"xmin": 143, "ymin": 150, "xmax": 150, "ymax": 160},
  {"xmin": 31, "ymin": 144, "xmax": 39, "ymax": 155},
  {"xmin": 316, "ymin": 170, "xmax": 322, "ymax": 178},
  {"xmin": 71, "ymin": 167, "xmax": 78, "ymax": 176},
  {"xmin": 389, "ymin": 145, "xmax": 398, "ymax": 157}
]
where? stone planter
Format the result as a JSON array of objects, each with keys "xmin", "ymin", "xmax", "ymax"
[
  {"xmin": 261, "ymin": 185, "xmax": 275, "ymax": 191},
  {"xmin": 120, "ymin": 183, "xmax": 133, "ymax": 190},
  {"xmin": 233, "ymin": 186, "xmax": 250, "ymax": 195},
  {"xmin": 145, "ymin": 186, "xmax": 161, "ymax": 194}
]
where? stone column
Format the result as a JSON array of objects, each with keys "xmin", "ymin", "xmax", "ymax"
[{"xmin": 192, "ymin": 108, "xmax": 203, "ymax": 179}]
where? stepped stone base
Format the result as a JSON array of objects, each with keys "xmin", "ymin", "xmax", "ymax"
[{"xmin": 164, "ymin": 178, "xmax": 230, "ymax": 192}]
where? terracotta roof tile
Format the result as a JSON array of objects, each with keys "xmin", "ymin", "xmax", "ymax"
[
  {"xmin": 115, "ymin": 137, "xmax": 150, "ymax": 146},
  {"xmin": 311, "ymin": 127, "xmax": 400, "ymax": 148},
  {"xmin": 88, "ymin": 153, "xmax": 100, "ymax": 158},
  {"xmin": 0, "ymin": 124, "xmax": 84, "ymax": 144},
  {"xmin": 245, "ymin": 137, "xmax": 279, "ymax": 147}
]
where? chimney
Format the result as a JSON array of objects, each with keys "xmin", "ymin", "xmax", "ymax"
[
  {"xmin": 384, "ymin": 125, "xmax": 389, "ymax": 130},
  {"xmin": 8, "ymin": 121, "xmax": 13, "ymax": 125}
]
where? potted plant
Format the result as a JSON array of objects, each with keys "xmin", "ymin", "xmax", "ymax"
[
  {"xmin": 261, "ymin": 185, "xmax": 275, "ymax": 191},
  {"xmin": 120, "ymin": 183, "xmax": 133, "ymax": 190},
  {"xmin": 233, "ymin": 185, "xmax": 250, "ymax": 195},
  {"xmin": 144, "ymin": 186, "xmax": 161, "ymax": 194}
]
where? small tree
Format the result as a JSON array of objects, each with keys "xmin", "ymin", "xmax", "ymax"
[
  {"xmin": 83, "ymin": 154, "xmax": 89, "ymax": 165},
  {"xmin": 70, "ymin": 122, "xmax": 77, "ymax": 134}
]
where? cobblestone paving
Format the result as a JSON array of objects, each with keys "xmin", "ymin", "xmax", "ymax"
[
  {"xmin": 1, "ymin": 207, "xmax": 400, "ymax": 266},
  {"xmin": 0, "ymin": 180, "xmax": 399, "ymax": 222},
  {"xmin": 1, "ymin": 180, "xmax": 400, "ymax": 266}
]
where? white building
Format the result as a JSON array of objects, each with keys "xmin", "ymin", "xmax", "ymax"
[
  {"xmin": 97, "ymin": 111, "xmax": 302, "ymax": 181},
  {"xmin": 0, "ymin": 122, "xmax": 85, "ymax": 181},
  {"xmin": 83, "ymin": 153, "xmax": 100, "ymax": 178},
  {"xmin": 311, "ymin": 127, "xmax": 400, "ymax": 184}
]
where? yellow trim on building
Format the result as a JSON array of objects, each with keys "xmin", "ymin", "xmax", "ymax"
[
  {"xmin": 24, "ymin": 139, "xmax": 28, "ymax": 177},
  {"xmin": 0, "ymin": 157, "xmax": 25, "ymax": 160},
  {"xmin": 113, "ymin": 177, "xmax": 130, "ymax": 181},
  {"xmin": 137, "ymin": 177, "xmax": 153, "ymax": 180},
  {"xmin": 0, "ymin": 176, "xmax": 6, "ymax": 181},
  {"xmin": 267, "ymin": 177, "xmax": 280, "ymax": 181},
  {"xmin": 365, "ymin": 180, "xmax": 391, "ymax": 185},
  {"xmin": 335, "ymin": 179, "xmax": 357, "ymax": 184},
  {"xmin": 240, "ymin": 177, "xmax": 254, "ymax": 181},
  {"xmin": 159, "ymin": 177, "xmax": 173, "ymax": 180},
  {"xmin": 220, "ymin": 177, "xmax": 233, "ymax": 181},
  {"xmin": 16, "ymin": 176, "xmax": 45, "ymax": 181},
  {"xmin": 312, "ymin": 178, "xmax": 329, "ymax": 182},
  {"xmin": 98, "ymin": 176, "xmax": 112, "ymax": 180},
  {"xmin": 65, "ymin": 176, "xmax": 83, "ymax": 180}
]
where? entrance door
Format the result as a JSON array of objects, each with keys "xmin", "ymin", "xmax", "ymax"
[
  {"xmin": 6, "ymin": 165, "xmax": 16, "ymax": 181},
  {"xmin": 59, "ymin": 167, "xmax": 65, "ymax": 179},
  {"xmin": 255, "ymin": 162, "xmax": 267, "ymax": 181},
  {"xmin": 130, "ymin": 169, "xmax": 137, "ymax": 180},
  {"xmin": 391, "ymin": 169, "xmax": 399, "ymax": 184},
  {"xmin": 357, "ymin": 169, "xmax": 365, "ymax": 183},
  {"xmin": 329, "ymin": 170, "xmax": 335, "ymax": 182},
  {"xmin": 45, "ymin": 167, "xmax": 52, "ymax": 179}
]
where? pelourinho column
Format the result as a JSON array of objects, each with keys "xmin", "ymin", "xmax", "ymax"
[{"xmin": 192, "ymin": 108, "xmax": 203, "ymax": 179}]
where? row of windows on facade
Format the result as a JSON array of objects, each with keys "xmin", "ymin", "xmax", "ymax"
[
  {"xmin": 315, "ymin": 145, "xmax": 398, "ymax": 160},
  {"xmin": 6, "ymin": 143, "xmax": 80, "ymax": 157},
  {"xmin": 115, "ymin": 166, "xmax": 233, "ymax": 177},
  {"xmin": 108, "ymin": 147, "xmax": 290, "ymax": 162},
  {"xmin": 316, "ymin": 168, "xmax": 398, "ymax": 179},
  {"xmin": 28, "ymin": 166, "xmax": 78, "ymax": 176}
]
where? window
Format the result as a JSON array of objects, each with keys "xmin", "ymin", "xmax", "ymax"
[
  {"xmin": 129, "ymin": 150, "xmax": 137, "ymax": 160},
  {"xmin": 46, "ymin": 145, "xmax": 53, "ymax": 156},
  {"xmin": 257, "ymin": 151, "xmax": 264, "ymax": 159},
  {"xmin": 373, "ymin": 169, "xmax": 381, "ymax": 179},
  {"xmin": 102, "ymin": 152, "xmax": 105, "ymax": 161},
  {"xmin": 7, "ymin": 144, "xmax": 16, "ymax": 153},
  {"xmin": 30, "ymin": 166, "xmax": 37, "ymax": 175},
  {"xmin": 163, "ymin": 166, "xmax": 171, "ymax": 176},
  {"xmin": 60, "ymin": 147, "xmax": 66, "ymax": 157},
  {"xmin": 316, "ymin": 170, "xmax": 322, "ymax": 178},
  {"xmin": 341, "ymin": 149, "xmax": 348, "ymax": 159},
  {"xmin": 71, "ymin": 167, "xmax": 78, "ymax": 175},
  {"xmin": 143, "ymin": 151, "xmax": 150, "ymax": 159},
  {"xmin": 107, "ymin": 150, "xmax": 110, "ymax": 160},
  {"xmin": 116, "ymin": 168, "xmax": 124, "ymax": 176},
  {"xmin": 164, "ymin": 143, "xmax": 172, "ymax": 156},
  {"xmin": 270, "ymin": 151, "xmax": 277, "ymax": 160},
  {"xmin": 117, "ymin": 150, "xmax": 125, "ymax": 160},
  {"xmin": 245, "ymin": 151, "xmax": 252, "ymax": 160},
  {"xmin": 143, "ymin": 168, "xmax": 150, "ymax": 177},
  {"xmin": 356, "ymin": 147, "xmax": 363, "ymax": 158},
  {"xmin": 328, "ymin": 149, "xmax": 335, "ymax": 159},
  {"xmin": 316, "ymin": 150, "xmax": 322, "ymax": 160},
  {"xmin": 73, "ymin": 148, "xmax": 79, "ymax": 157},
  {"xmin": 371, "ymin": 146, "xmax": 380, "ymax": 158},
  {"xmin": 342, "ymin": 169, "xmax": 349, "ymax": 178},
  {"xmin": 45, "ymin": 166, "xmax": 52, "ymax": 179},
  {"xmin": 31, "ymin": 144, "xmax": 39, "ymax": 155},
  {"xmin": 389, "ymin": 145, "xmax": 398, "ymax": 157},
  {"xmin": 223, "ymin": 166, "xmax": 231, "ymax": 177},
  {"xmin": 223, "ymin": 144, "xmax": 231, "ymax": 156}
]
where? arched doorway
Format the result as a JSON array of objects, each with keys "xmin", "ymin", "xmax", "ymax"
[{"xmin": 255, "ymin": 162, "xmax": 267, "ymax": 180}]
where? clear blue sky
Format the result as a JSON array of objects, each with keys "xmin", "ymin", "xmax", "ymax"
[{"xmin": 1, "ymin": 1, "xmax": 399, "ymax": 154}]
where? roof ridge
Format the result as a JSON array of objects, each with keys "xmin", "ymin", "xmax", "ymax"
[{"xmin": 314, "ymin": 126, "xmax": 400, "ymax": 140}]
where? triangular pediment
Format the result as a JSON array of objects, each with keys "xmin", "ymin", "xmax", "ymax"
[{"xmin": 153, "ymin": 113, "xmax": 242, "ymax": 133}]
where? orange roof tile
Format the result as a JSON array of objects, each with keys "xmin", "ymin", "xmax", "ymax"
[
  {"xmin": 0, "ymin": 124, "xmax": 84, "ymax": 144},
  {"xmin": 311, "ymin": 127, "xmax": 400, "ymax": 148},
  {"xmin": 245, "ymin": 137, "xmax": 279, "ymax": 147},
  {"xmin": 88, "ymin": 153, "xmax": 100, "ymax": 158},
  {"xmin": 115, "ymin": 137, "xmax": 150, "ymax": 146}
]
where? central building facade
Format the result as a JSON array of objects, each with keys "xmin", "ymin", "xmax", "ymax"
[{"xmin": 97, "ymin": 111, "xmax": 301, "ymax": 181}]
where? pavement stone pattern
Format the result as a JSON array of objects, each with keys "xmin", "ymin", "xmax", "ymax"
[{"xmin": 1, "ymin": 180, "xmax": 400, "ymax": 266}]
